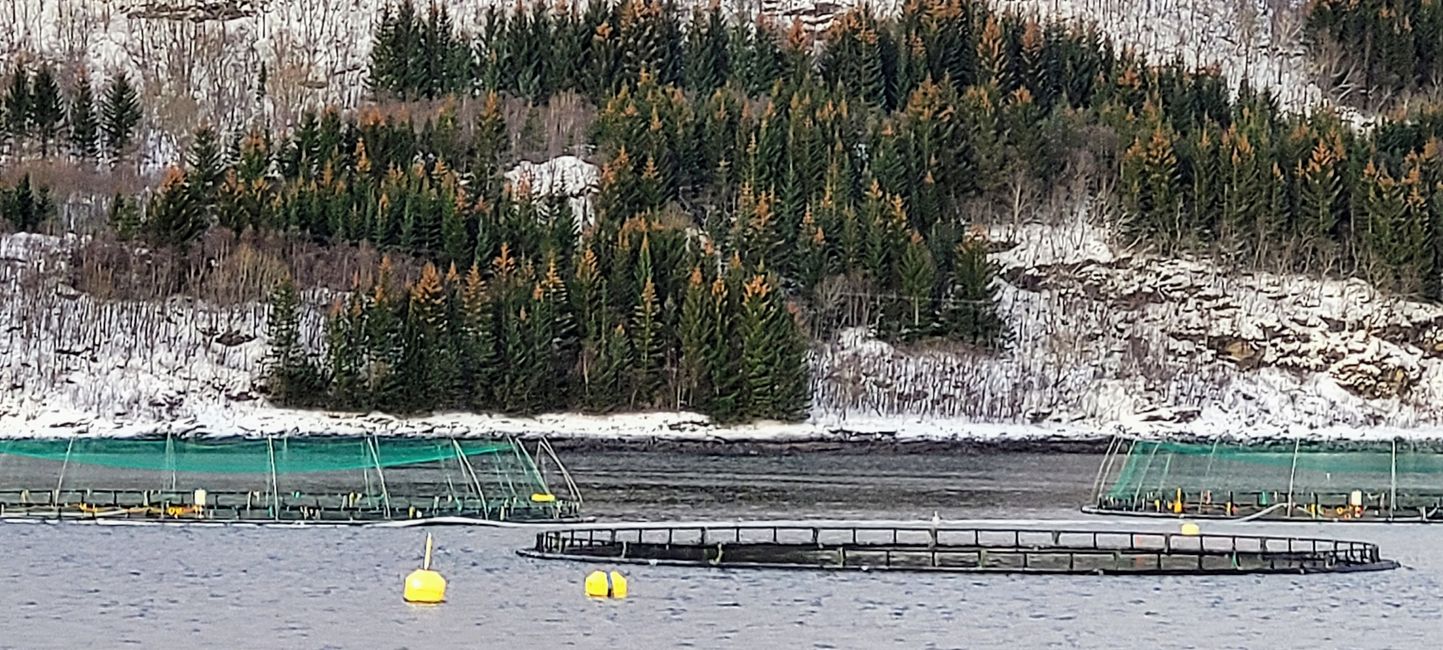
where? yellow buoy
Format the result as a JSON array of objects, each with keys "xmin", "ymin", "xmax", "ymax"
[
  {"xmin": 584, "ymin": 570, "xmax": 628, "ymax": 599},
  {"xmin": 403, "ymin": 533, "xmax": 447, "ymax": 604},
  {"xmin": 530, "ymin": 493, "xmax": 557, "ymax": 503},
  {"xmin": 1180, "ymin": 521, "xmax": 1200, "ymax": 536}
]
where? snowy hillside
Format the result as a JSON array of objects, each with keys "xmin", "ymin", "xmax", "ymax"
[
  {"xmin": 9, "ymin": 202, "xmax": 1443, "ymax": 442},
  {"xmin": 1, "ymin": 0, "xmax": 1335, "ymax": 169},
  {"xmin": 8, "ymin": 0, "xmax": 1436, "ymax": 443}
]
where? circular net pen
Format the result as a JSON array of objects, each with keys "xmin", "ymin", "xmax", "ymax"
[
  {"xmin": 0, "ymin": 436, "xmax": 581, "ymax": 524},
  {"xmin": 519, "ymin": 523, "xmax": 1397, "ymax": 575},
  {"xmin": 1087, "ymin": 437, "xmax": 1443, "ymax": 522}
]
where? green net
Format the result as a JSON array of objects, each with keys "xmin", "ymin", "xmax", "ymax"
[
  {"xmin": 0, "ymin": 438, "xmax": 509, "ymax": 474},
  {"xmin": 0, "ymin": 436, "xmax": 576, "ymax": 523},
  {"xmin": 1099, "ymin": 438, "xmax": 1443, "ymax": 511}
]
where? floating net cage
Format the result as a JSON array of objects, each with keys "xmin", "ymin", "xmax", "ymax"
[
  {"xmin": 521, "ymin": 523, "xmax": 1398, "ymax": 575},
  {"xmin": 1089, "ymin": 437, "xmax": 1443, "ymax": 522},
  {"xmin": 0, "ymin": 436, "xmax": 581, "ymax": 524}
]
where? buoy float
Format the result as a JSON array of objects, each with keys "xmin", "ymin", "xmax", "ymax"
[
  {"xmin": 585, "ymin": 570, "xmax": 628, "ymax": 599},
  {"xmin": 530, "ymin": 493, "xmax": 557, "ymax": 503},
  {"xmin": 1180, "ymin": 521, "xmax": 1200, "ymax": 536},
  {"xmin": 403, "ymin": 533, "xmax": 447, "ymax": 604}
]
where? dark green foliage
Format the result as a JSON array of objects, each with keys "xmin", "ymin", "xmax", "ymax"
[
  {"xmin": 186, "ymin": 127, "xmax": 226, "ymax": 210},
  {"xmin": 145, "ymin": 169, "xmax": 208, "ymax": 249},
  {"xmin": 684, "ymin": 5, "xmax": 730, "ymax": 93},
  {"xmin": 943, "ymin": 235, "xmax": 1007, "ymax": 348},
  {"xmin": 100, "ymin": 73, "xmax": 141, "ymax": 162},
  {"xmin": 266, "ymin": 278, "xmax": 325, "ymax": 405},
  {"xmin": 1306, "ymin": 0, "xmax": 1443, "ymax": 105},
  {"xmin": 27, "ymin": 65, "xmax": 63, "ymax": 156},
  {"xmin": 109, "ymin": 193, "xmax": 141, "ymax": 240},
  {"xmin": 369, "ymin": 0, "xmax": 472, "ymax": 99},
  {"xmin": 3, "ymin": 64, "xmax": 30, "ymax": 146},
  {"xmin": 0, "ymin": 174, "xmax": 55, "ymax": 232},
  {"xmin": 68, "ymin": 71, "xmax": 98, "ymax": 159}
]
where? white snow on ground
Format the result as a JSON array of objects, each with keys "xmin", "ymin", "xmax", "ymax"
[
  {"xmin": 11, "ymin": 203, "xmax": 1443, "ymax": 443},
  {"xmin": 997, "ymin": 0, "xmax": 1333, "ymax": 114},
  {"xmin": 505, "ymin": 155, "xmax": 599, "ymax": 232},
  {"xmin": 0, "ymin": 1, "xmax": 1423, "ymax": 442}
]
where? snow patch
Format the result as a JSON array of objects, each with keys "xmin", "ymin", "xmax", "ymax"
[{"xmin": 504, "ymin": 155, "xmax": 599, "ymax": 231}]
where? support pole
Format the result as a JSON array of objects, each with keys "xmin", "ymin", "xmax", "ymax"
[
  {"xmin": 366, "ymin": 435, "xmax": 391, "ymax": 515},
  {"xmin": 1285, "ymin": 438, "xmax": 1301, "ymax": 514},
  {"xmin": 267, "ymin": 436, "xmax": 281, "ymax": 521},
  {"xmin": 452, "ymin": 439, "xmax": 488, "ymax": 513},
  {"xmin": 166, "ymin": 430, "xmax": 177, "ymax": 491},
  {"xmin": 1090, "ymin": 436, "xmax": 1119, "ymax": 503},
  {"xmin": 1132, "ymin": 440, "xmax": 1160, "ymax": 503},
  {"xmin": 55, "ymin": 435, "xmax": 76, "ymax": 519},
  {"xmin": 1390, "ymin": 439, "xmax": 1398, "ymax": 520},
  {"xmin": 540, "ymin": 437, "xmax": 582, "ymax": 507}
]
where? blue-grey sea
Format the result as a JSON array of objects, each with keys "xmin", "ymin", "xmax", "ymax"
[{"xmin": 1, "ymin": 451, "xmax": 1437, "ymax": 649}]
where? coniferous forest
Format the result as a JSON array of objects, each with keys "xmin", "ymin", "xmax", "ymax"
[
  {"xmin": 1306, "ymin": 0, "xmax": 1443, "ymax": 105},
  {"xmin": 5, "ymin": 0, "xmax": 1443, "ymax": 422}
]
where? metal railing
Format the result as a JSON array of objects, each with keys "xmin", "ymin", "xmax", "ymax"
[{"xmin": 523, "ymin": 523, "xmax": 1393, "ymax": 575}]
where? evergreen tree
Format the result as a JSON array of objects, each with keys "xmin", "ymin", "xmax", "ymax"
[
  {"xmin": 0, "ymin": 174, "xmax": 54, "ymax": 232},
  {"xmin": 68, "ymin": 71, "xmax": 98, "ymax": 159},
  {"xmin": 738, "ymin": 274, "xmax": 777, "ymax": 418},
  {"xmin": 3, "ymin": 64, "xmax": 31, "ymax": 148},
  {"xmin": 27, "ymin": 64, "xmax": 63, "ymax": 156},
  {"xmin": 146, "ymin": 168, "xmax": 208, "ymax": 249},
  {"xmin": 684, "ymin": 3, "xmax": 730, "ymax": 92},
  {"xmin": 942, "ymin": 233, "xmax": 1006, "ymax": 348},
  {"xmin": 109, "ymin": 193, "xmax": 141, "ymax": 240},
  {"xmin": 677, "ymin": 265, "xmax": 710, "ymax": 407},
  {"xmin": 704, "ymin": 274, "xmax": 740, "ymax": 419},
  {"xmin": 325, "ymin": 294, "xmax": 368, "ymax": 408},
  {"xmin": 405, "ymin": 262, "xmax": 456, "ymax": 410},
  {"xmin": 101, "ymin": 73, "xmax": 142, "ymax": 163},
  {"xmin": 266, "ymin": 278, "xmax": 322, "ymax": 405},
  {"xmin": 630, "ymin": 277, "xmax": 664, "ymax": 407},
  {"xmin": 186, "ymin": 126, "xmax": 226, "ymax": 214},
  {"xmin": 770, "ymin": 301, "xmax": 810, "ymax": 421},
  {"xmin": 897, "ymin": 230, "xmax": 937, "ymax": 339}
]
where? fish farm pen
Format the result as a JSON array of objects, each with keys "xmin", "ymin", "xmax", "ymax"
[
  {"xmin": 519, "ymin": 523, "xmax": 1398, "ymax": 575},
  {"xmin": 1087, "ymin": 437, "xmax": 1443, "ymax": 522},
  {"xmin": 0, "ymin": 435, "xmax": 581, "ymax": 524}
]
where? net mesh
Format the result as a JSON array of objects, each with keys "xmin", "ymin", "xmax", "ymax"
[
  {"xmin": 0, "ymin": 438, "xmax": 509, "ymax": 473},
  {"xmin": 0, "ymin": 436, "xmax": 576, "ymax": 523},
  {"xmin": 1099, "ymin": 438, "xmax": 1443, "ymax": 514}
]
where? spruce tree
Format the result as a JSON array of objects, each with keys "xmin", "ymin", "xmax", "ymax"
[
  {"xmin": 68, "ymin": 71, "xmax": 98, "ymax": 159},
  {"xmin": 771, "ymin": 301, "xmax": 811, "ymax": 421},
  {"xmin": 266, "ymin": 278, "xmax": 321, "ymax": 405},
  {"xmin": 684, "ymin": 4, "xmax": 730, "ymax": 93},
  {"xmin": 630, "ymin": 277, "xmax": 664, "ymax": 407},
  {"xmin": 101, "ymin": 73, "xmax": 142, "ymax": 163},
  {"xmin": 109, "ymin": 193, "xmax": 141, "ymax": 239},
  {"xmin": 27, "ymin": 65, "xmax": 62, "ymax": 157},
  {"xmin": 186, "ymin": 126, "xmax": 225, "ymax": 213},
  {"xmin": 460, "ymin": 265, "xmax": 499, "ymax": 409},
  {"xmin": 406, "ymin": 262, "xmax": 454, "ymax": 410},
  {"xmin": 898, "ymin": 230, "xmax": 937, "ymax": 339},
  {"xmin": 704, "ymin": 274, "xmax": 740, "ymax": 419},
  {"xmin": 3, "ymin": 64, "xmax": 31, "ymax": 149},
  {"xmin": 677, "ymin": 265, "xmax": 710, "ymax": 408},
  {"xmin": 0, "ymin": 174, "xmax": 54, "ymax": 232},
  {"xmin": 146, "ymin": 168, "xmax": 208, "ymax": 249},
  {"xmin": 325, "ymin": 294, "xmax": 368, "ymax": 409},
  {"xmin": 738, "ymin": 274, "xmax": 777, "ymax": 419},
  {"xmin": 943, "ymin": 234, "xmax": 1006, "ymax": 349}
]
